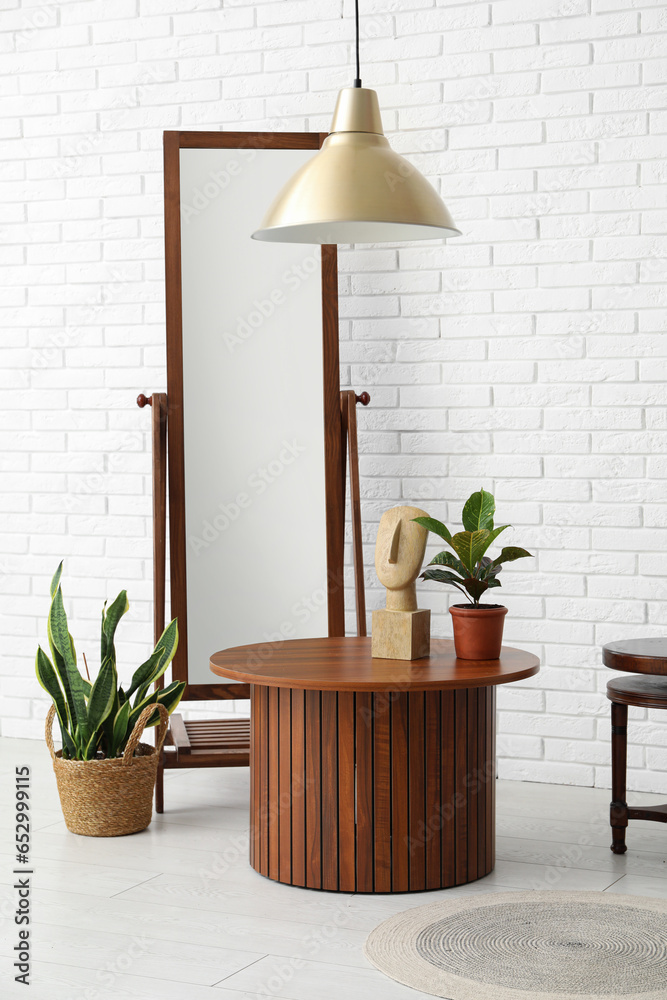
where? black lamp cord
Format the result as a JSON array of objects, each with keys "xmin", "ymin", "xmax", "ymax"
[{"xmin": 353, "ymin": 0, "xmax": 362, "ymax": 87}]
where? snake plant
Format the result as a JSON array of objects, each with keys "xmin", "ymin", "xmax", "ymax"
[
  {"xmin": 35, "ymin": 563, "xmax": 185, "ymax": 760},
  {"xmin": 413, "ymin": 489, "xmax": 533, "ymax": 607}
]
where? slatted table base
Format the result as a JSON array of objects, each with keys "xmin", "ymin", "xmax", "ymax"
[{"xmin": 250, "ymin": 685, "xmax": 496, "ymax": 892}]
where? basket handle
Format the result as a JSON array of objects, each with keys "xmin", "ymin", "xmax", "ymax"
[
  {"xmin": 122, "ymin": 703, "xmax": 169, "ymax": 766},
  {"xmin": 45, "ymin": 702, "xmax": 169, "ymax": 765},
  {"xmin": 45, "ymin": 704, "xmax": 57, "ymax": 761}
]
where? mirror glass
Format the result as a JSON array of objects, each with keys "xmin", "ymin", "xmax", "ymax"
[{"xmin": 177, "ymin": 146, "xmax": 329, "ymax": 686}]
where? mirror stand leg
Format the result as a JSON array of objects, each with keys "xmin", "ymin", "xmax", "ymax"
[{"xmin": 155, "ymin": 758, "xmax": 164, "ymax": 814}]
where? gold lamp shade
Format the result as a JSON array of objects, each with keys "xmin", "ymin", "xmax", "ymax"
[{"xmin": 252, "ymin": 88, "xmax": 460, "ymax": 245}]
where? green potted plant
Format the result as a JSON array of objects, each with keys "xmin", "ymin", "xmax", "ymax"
[
  {"xmin": 36, "ymin": 563, "xmax": 186, "ymax": 836},
  {"xmin": 413, "ymin": 489, "xmax": 532, "ymax": 660}
]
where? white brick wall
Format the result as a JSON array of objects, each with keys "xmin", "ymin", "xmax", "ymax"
[{"xmin": 2, "ymin": 0, "xmax": 666, "ymax": 793}]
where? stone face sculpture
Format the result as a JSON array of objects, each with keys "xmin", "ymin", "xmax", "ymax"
[{"xmin": 371, "ymin": 505, "xmax": 431, "ymax": 660}]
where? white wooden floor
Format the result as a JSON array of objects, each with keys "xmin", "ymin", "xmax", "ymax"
[{"xmin": 1, "ymin": 736, "xmax": 667, "ymax": 999}]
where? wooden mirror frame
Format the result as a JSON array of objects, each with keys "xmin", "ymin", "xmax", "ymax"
[{"xmin": 163, "ymin": 131, "xmax": 345, "ymax": 701}]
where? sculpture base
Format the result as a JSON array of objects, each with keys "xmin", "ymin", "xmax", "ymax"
[{"xmin": 371, "ymin": 608, "xmax": 431, "ymax": 660}]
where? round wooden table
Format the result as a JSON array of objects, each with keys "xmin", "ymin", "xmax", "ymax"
[
  {"xmin": 602, "ymin": 637, "xmax": 667, "ymax": 676},
  {"xmin": 210, "ymin": 637, "xmax": 539, "ymax": 893},
  {"xmin": 602, "ymin": 638, "xmax": 667, "ymax": 854}
]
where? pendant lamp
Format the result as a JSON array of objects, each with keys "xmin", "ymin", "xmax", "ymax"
[{"xmin": 252, "ymin": 1, "xmax": 460, "ymax": 245}]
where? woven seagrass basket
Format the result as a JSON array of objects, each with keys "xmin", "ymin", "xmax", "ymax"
[{"xmin": 46, "ymin": 702, "xmax": 169, "ymax": 837}]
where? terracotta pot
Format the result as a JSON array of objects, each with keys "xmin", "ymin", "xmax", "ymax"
[{"xmin": 449, "ymin": 604, "xmax": 508, "ymax": 660}]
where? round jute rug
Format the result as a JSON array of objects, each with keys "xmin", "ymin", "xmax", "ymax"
[{"xmin": 364, "ymin": 890, "xmax": 667, "ymax": 1000}]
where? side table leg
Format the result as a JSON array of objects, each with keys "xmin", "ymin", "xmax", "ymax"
[{"xmin": 610, "ymin": 701, "xmax": 628, "ymax": 855}]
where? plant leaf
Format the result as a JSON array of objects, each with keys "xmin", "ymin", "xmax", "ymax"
[
  {"xmin": 427, "ymin": 550, "xmax": 467, "ymax": 577},
  {"xmin": 421, "ymin": 568, "xmax": 469, "ymax": 593},
  {"xmin": 147, "ymin": 681, "xmax": 186, "ymax": 727},
  {"xmin": 128, "ymin": 649, "xmax": 164, "ymax": 703},
  {"xmin": 469, "ymin": 524, "xmax": 510, "ymax": 565},
  {"xmin": 126, "ymin": 619, "xmax": 178, "ymax": 697},
  {"xmin": 412, "ymin": 516, "xmax": 453, "ymax": 544},
  {"xmin": 99, "ymin": 603, "xmax": 107, "ymax": 665},
  {"xmin": 462, "ymin": 577, "xmax": 490, "ymax": 602},
  {"xmin": 491, "ymin": 546, "xmax": 533, "ymax": 569},
  {"xmin": 83, "ymin": 726, "xmax": 104, "ymax": 761},
  {"xmin": 133, "ymin": 681, "xmax": 151, "ymax": 709},
  {"xmin": 127, "ymin": 690, "xmax": 158, "ymax": 731},
  {"xmin": 48, "ymin": 587, "xmax": 89, "ymax": 743},
  {"xmin": 72, "ymin": 721, "xmax": 86, "ymax": 759},
  {"xmin": 479, "ymin": 556, "xmax": 504, "ymax": 581},
  {"xmin": 128, "ymin": 680, "xmax": 185, "ymax": 732},
  {"xmin": 100, "ymin": 590, "xmax": 129, "ymax": 666},
  {"xmin": 39, "ymin": 640, "xmax": 76, "ymax": 758},
  {"xmin": 35, "ymin": 647, "xmax": 69, "ymax": 732},
  {"xmin": 49, "ymin": 562, "xmax": 63, "ymax": 599},
  {"xmin": 48, "ymin": 642, "xmax": 76, "ymax": 736},
  {"xmin": 60, "ymin": 727, "xmax": 77, "ymax": 760},
  {"xmin": 86, "ymin": 657, "xmax": 117, "ymax": 733},
  {"xmin": 101, "ymin": 687, "xmax": 118, "ymax": 751},
  {"xmin": 450, "ymin": 530, "xmax": 492, "ymax": 573},
  {"xmin": 110, "ymin": 700, "xmax": 131, "ymax": 757},
  {"xmin": 478, "ymin": 556, "xmax": 495, "ymax": 579},
  {"xmin": 154, "ymin": 618, "xmax": 179, "ymax": 670},
  {"xmin": 461, "ymin": 489, "xmax": 495, "ymax": 532}
]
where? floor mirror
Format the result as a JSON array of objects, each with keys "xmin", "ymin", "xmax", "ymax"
[{"xmin": 140, "ymin": 130, "xmax": 365, "ymax": 809}]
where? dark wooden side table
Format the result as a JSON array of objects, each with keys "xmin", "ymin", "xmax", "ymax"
[
  {"xmin": 603, "ymin": 638, "xmax": 667, "ymax": 854},
  {"xmin": 210, "ymin": 636, "xmax": 539, "ymax": 893}
]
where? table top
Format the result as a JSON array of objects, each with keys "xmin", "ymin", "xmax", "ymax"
[
  {"xmin": 602, "ymin": 638, "xmax": 667, "ymax": 676},
  {"xmin": 210, "ymin": 636, "xmax": 540, "ymax": 692}
]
